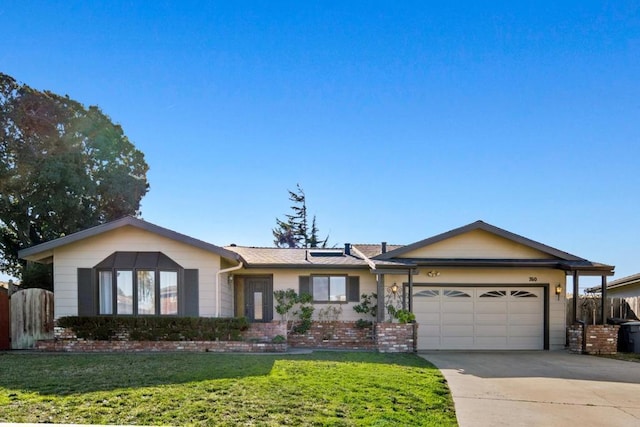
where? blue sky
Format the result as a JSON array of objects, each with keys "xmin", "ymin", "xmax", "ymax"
[{"xmin": 1, "ymin": 1, "xmax": 639, "ymax": 287}]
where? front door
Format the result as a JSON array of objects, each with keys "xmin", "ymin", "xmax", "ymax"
[{"xmin": 244, "ymin": 276, "xmax": 273, "ymax": 322}]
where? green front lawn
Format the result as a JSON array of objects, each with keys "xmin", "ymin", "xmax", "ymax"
[{"xmin": 0, "ymin": 351, "xmax": 456, "ymax": 426}]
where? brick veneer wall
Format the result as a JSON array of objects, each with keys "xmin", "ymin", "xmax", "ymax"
[
  {"xmin": 36, "ymin": 322, "xmax": 287, "ymax": 353},
  {"xmin": 37, "ymin": 321, "xmax": 417, "ymax": 353},
  {"xmin": 287, "ymin": 321, "xmax": 376, "ymax": 350},
  {"xmin": 567, "ymin": 324, "xmax": 619, "ymax": 355},
  {"xmin": 242, "ymin": 321, "xmax": 287, "ymax": 341},
  {"xmin": 567, "ymin": 324, "xmax": 583, "ymax": 353},
  {"xmin": 286, "ymin": 321, "xmax": 417, "ymax": 353},
  {"xmin": 35, "ymin": 339, "xmax": 286, "ymax": 353},
  {"xmin": 376, "ymin": 323, "xmax": 417, "ymax": 353}
]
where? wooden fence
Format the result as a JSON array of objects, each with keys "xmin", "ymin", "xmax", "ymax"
[
  {"xmin": 567, "ymin": 296, "xmax": 640, "ymax": 325},
  {"xmin": 10, "ymin": 288, "xmax": 54, "ymax": 349},
  {"xmin": 0, "ymin": 288, "xmax": 9, "ymax": 350}
]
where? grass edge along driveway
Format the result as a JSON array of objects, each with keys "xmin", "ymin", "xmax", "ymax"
[{"xmin": 0, "ymin": 351, "xmax": 457, "ymax": 426}]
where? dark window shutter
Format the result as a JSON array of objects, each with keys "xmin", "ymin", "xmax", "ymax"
[
  {"xmin": 183, "ymin": 269, "xmax": 199, "ymax": 316},
  {"xmin": 347, "ymin": 276, "xmax": 360, "ymax": 302},
  {"xmin": 299, "ymin": 276, "xmax": 311, "ymax": 297},
  {"xmin": 77, "ymin": 268, "xmax": 96, "ymax": 316}
]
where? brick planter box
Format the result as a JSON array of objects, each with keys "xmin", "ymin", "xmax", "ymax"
[
  {"xmin": 286, "ymin": 321, "xmax": 417, "ymax": 353},
  {"xmin": 35, "ymin": 339, "xmax": 286, "ymax": 353},
  {"xmin": 287, "ymin": 321, "xmax": 376, "ymax": 350},
  {"xmin": 375, "ymin": 322, "xmax": 417, "ymax": 353},
  {"xmin": 37, "ymin": 321, "xmax": 418, "ymax": 353},
  {"xmin": 567, "ymin": 324, "xmax": 619, "ymax": 355},
  {"xmin": 36, "ymin": 321, "xmax": 287, "ymax": 353}
]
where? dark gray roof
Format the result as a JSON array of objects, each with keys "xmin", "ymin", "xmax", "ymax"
[{"xmin": 18, "ymin": 216, "xmax": 241, "ymax": 262}]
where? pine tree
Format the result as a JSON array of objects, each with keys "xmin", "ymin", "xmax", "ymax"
[{"xmin": 272, "ymin": 185, "xmax": 329, "ymax": 248}]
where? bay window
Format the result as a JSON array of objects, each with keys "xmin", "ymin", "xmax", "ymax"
[{"xmin": 95, "ymin": 252, "xmax": 181, "ymax": 316}]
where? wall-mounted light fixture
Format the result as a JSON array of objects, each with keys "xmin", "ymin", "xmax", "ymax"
[
  {"xmin": 390, "ymin": 283, "xmax": 399, "ymax": 295},
  {"xmin": 427, "ymin": 271, "xmax": 441, "ymax": 277},
  {"xmin": 228, "ymin": 274, "xmax": 234, "ymax": 286},
  {"xmin": 555, "ymin": 283, "xmax": 562, "ymax": 300}
]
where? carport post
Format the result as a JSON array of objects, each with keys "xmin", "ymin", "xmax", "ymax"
[
  {"xmin": 600, "ymin": 275, "xmax": 607, "ymax": 324},
  {"xmin": 408, "ymin": 269, "xmax": 413, "ymax": 313},
  {"xmin": 376, "ymin": 274, "xmax": 386, "ymax": 322},
  {"xmin": 573, "ymin": 271, "xmax": 579, "ymax": 323}
]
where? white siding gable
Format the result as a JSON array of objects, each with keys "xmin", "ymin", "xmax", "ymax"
[
  {"xmin": 52, "ymin": 225, "xmax": 223, "ymax": 319},
  {"xmin": 400, "ymin": 229, "xmax": 558, "ymax": 259}
]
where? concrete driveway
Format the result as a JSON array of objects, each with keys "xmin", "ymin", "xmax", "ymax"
[{"xmin": 420, "ymin": 351, "xmax": 640, "ymax": 427}]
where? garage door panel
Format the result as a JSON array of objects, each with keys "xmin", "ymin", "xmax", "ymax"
[
  {"xmin": 415, "ymin": 286, "xmax": 544, "ymax": 351},
  {"xmin": 475, "ymin": 337, "xmax": 508, "ymax": 347},
  {"xmin": 510, "ymin": 304, "xmax": 541, "ymax": 314},
  {"xmin": 442, "ymin": 312, "xmax": 474, "ymax": 324},
  {"xmin": 475, "ymin": 313, "xmax": 508, "ymax": 324},
  {"xmin": 415, "ymin": 314, "xmax": 440, "ymax": 324},
  {"xmin": 508, "ymin": 314, "xmax": 541, "ymax": 325},
  {"xmin": 442, "ymin": 302, "xmax": 474, "ymax": 313},
  {"xmin": 420, "ymin": 325, "xmax": 441, "ymax": 336},
  {"xmin": 508, "ymin": 336, "xmax": 544, "ymax": 348},
  {"xmin": 509, "ymin": 325, "xmax": 543, "ymax": 336},
  {"xmin": 475, "ymin": 325, "xmax": 508, "ymax": 336},
  {"xmin": 475, "ymin": 302, "xmax": 507, "ymax": 313},
  {"xmin": 442, "ymin": 337, "xmax": 474, "ymax": 348},
  {"xmin": 413, "ymin": 300, "xmax": 440, "ymax": 310},
  {"xmin": 442, "ymin": 325, "xmax": 475, "ymax": 337}
]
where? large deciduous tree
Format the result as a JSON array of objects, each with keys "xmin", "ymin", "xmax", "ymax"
[
  {"xmin": 0, "ymin": 73, "xmax": 149, "ymax": 285},
  {"xmin": 272, "ymin": 184, "xmax": 328, "ymax": 248}
]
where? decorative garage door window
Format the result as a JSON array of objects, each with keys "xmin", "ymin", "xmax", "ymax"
[
  {"xmin": 479, "ymin": 290, "xmax": 507, "ymax": 298},
  {"xmin": 414, "ymin": 289, "xmax": 440, "ymax": 298},
  {"xmin": 443, "ymin": 290, "xmax": 471, "ymax": 298},
  {"xmin": 511, "ymin": 290, "xmax": 538, "ymax": 298}
]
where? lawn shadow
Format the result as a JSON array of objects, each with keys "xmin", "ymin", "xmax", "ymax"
[{"xmin": 0, "ymin": 350, "xmax": 434, "ymax": 396}]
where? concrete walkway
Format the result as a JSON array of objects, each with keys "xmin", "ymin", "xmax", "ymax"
[{"xmin": 420, "ymin": 351, "xmax": 640, "ymax": 427}]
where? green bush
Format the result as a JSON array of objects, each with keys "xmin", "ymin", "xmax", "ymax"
[
  {"xmin": 354, "ymin": 319, "xmax": 373, "ymax": 329},
  {"xmin": 395, "ymin": 309, "xmax": 416, "ymax": 324},
  {"xmin": 57, "ymin": 316, "xmax": 250, "ymax": 341}
]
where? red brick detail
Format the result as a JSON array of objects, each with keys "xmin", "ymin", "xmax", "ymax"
[
  {"xmin": 242, "ymin": 321, "xmax": 287, "ymax": 342},
  {"xmin": 287, "ymin": 321, "xmax": 376, "ymax": 350},
  {"xmin": 567, "ymin": 324, "xmax": 619, "ymax": 355},
  {"xmin": 567, "ymin": 324, "xmax": 583, "ymax": 353},
  {"xmin": 375, "ymin": 323, "xmax": 417, "ymax": 353},
  {"xmin": 35, "ymin": 339, "xmax": 286, "ymax": 353},
  {"xmin": 39, "ymin": 323, "xmax": 288, "ymax": 353},
  {"xmin": 42, "ymin": 321, "xmax": 418, "ymax": 353}
]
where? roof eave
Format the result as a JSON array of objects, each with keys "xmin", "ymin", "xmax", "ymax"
[
  {"xmin": 18, "ymin": 216, "xmax": 241, "ymax": 262},
  {"xmin": 242, "ymin": 263, "xmax": 371, "ymax": 269}
]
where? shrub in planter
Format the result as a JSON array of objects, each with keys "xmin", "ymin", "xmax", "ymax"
[
  {"xmin": 57, "ymin": 316, "xmax": 249, "ymax": 341},
  {"xmin": 354, "ymin": 319, "xmax": 373, "ymax": 329},
  {"xmin": 395, "ymin": 309, "xmax": 416, "ymax": 324},
  {"xmin": 272, "ymin": 335, "xmax": 286, "ymax": 344}
]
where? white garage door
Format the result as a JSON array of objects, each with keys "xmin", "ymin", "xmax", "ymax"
[{"xmin": 413, "ymin": 287, "xmax": 544, "ymax": 350}]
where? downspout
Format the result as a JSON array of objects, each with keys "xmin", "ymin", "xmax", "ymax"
[{"xmin": 216, "ymin": 262, "xmax": 244, "ymax": 317}]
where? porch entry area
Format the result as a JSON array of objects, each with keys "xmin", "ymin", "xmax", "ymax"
[{"xmin": 234, "ymin": 275, "xmax": 273, "ymax": 322}]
